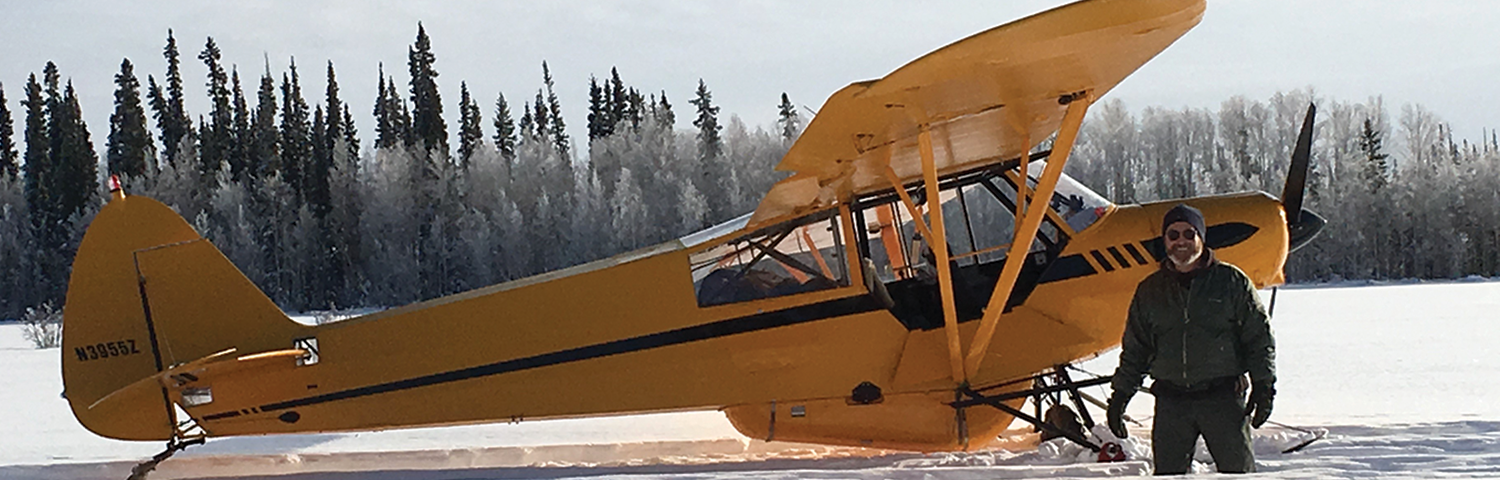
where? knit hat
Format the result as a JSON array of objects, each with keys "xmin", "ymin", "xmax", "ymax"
[{"xmin": 1162, "ymin": 204, "xmax": 1206, "ymax": 238}]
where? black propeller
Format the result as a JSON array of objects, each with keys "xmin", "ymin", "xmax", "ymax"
[{"xmin": 1281, "ymin": 104, "xmax": 1325, "ymax": 252}]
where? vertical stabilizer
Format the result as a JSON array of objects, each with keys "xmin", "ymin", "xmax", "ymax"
[{"xmin": 63, "ymin": 195, "xmax": 300, "ymax": 440}]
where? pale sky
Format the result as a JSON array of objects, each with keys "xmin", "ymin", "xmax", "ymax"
[{"xmin": 2, "ymin": 0, "xmax": 1496, "ymax": 156}]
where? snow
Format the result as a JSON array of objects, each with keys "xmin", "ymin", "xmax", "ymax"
[{"xmin": 3, "ymin": 281, "xmax": 1499, "ymax": 479}]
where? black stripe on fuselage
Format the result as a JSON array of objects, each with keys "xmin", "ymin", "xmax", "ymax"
[
  {"xmin": 203, "ymin": 294, "xmax": 888, "ymax": 419},
  {"xmin": 1089, "ymin": 250, "xmax": 1116, "ymax": 272},
  {"xmin": 1036, "ymin": 222, "xmax": 1260, "ymax": 285},
  {"xmin": 1122, "ymin": 243, "xmax": 1148, "ymax": 265},
  {"xmin": 1106, "ymin": 246, "xmax": 1132, "ymax": 267}
]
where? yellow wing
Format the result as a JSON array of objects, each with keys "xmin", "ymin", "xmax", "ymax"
[{"xmin": 750, "ymin": 0, "xmax": 1205, "ymax": 226}]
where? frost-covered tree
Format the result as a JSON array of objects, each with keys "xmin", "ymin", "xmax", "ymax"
[
  {"xmin": 0, "ymin": 173, "xmax": 34, "ymax": 318},
  {"xmin": 611, "ymin": 167, "xmax": 649, "ymax": 252},
  {"xmin": 569, "ymin": 168, "xmax": 607, "ymax": 263}
]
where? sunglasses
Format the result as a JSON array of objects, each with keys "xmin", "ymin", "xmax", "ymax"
[{"xmin": 1166, "ymin": 229, "xmax": 1198, "ymax": 241}]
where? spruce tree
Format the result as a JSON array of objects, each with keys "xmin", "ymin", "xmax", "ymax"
[
  {"xmin": 457, "ymin": 81, "xmax": 483, "ymax": 166},
  {"xmin": 387, "ymin": 75, "xmax": 413, "ymax": 147},
  {"xmin": 690, "ymin": 79, "xmax": 722, "ymax": 162},
  {"xmin": 199, "ymin": 37, "xmax": 232, "ymax": 178},
  {"xmin": 608, "ymin": 68, "xmax": 628, "ymax": 130},
  {"xmin": 656, "ymin": 90, "xmax": 675, "ymax": 127},
  {"xmin": 586, "ymin": 76, "xmax": 606, "ymax": 141},
  {"xmin": 626, "ymin": 88, "xmax": 644, "ymax": 130},
  {"xmin": 307, "ymin": 106, "xmax": 331, "ymax": 216},
  {"xmin": 777, "ymin": 92, "xmax": 800, "ymax": 143},
  {"xmin": 532, "ymin": 92, "xmax": 549, "ymax": 143},
  {"xmin": 1, "ymin": 83, "xmax": 19, "ymax": 178},
  {"xmin": 152, "ymin": 30, "xmax": 193, "ymax": 163},
  {"xmin": 408, "ymin": 23, "xmax": 448, "ymax": 154},
  {"xmin": 493, "ymin": 92, "xmax": 516, "ymax": 160},
  {"xmin": 541, "ymin": 62, "xmax": 568, "ymax": 156},
  {"xmin": 324, "ymin": 61, "xmax": 344, "ymax": 162},
  {"xmin": 22, "ymin": 74, "xmax": 48, "ymax": 232},
  {"xmin": 250, "ymin": 67, "xmax": 279, "ymax": 180},
  {"xmin": 230, "ymin": 68, "xmax": 251, "ymax": 182},
  {"xmin": 28, "ymin": 63, "xmax": 99, "ymax": 239},
  {"xmin": 373, "ymin": 64, "xmax": 394, "ymax": 149},
  {"xmin": 42, "ymin": 63, "xmax": 63, "ymax": 207},
  {"xmin": 55, "ymin": 81, "xmax": 99, "ymax": 221},
  {"xmin": 341, "ymin": 104, "xmax": 359, "ymax": 163},
  {"xmin": 519, "ymin": 100, "xmax": 535, "ymax": 140},
  {"xmin": 690, "ymin": 79, "xmax": 727, "ymax": 217},
  {"xmin": 1360, "ymin": 118, "xmax": 1389, "ymax": 192},
  {"xmin": 106, "ymin": 58, "xmax": 153, "ymax": 179},
  {"xmin": 145, "ymin": 76, "xmax": 168, "ymax": 164},
  {"xmin": 279, "ymin": 59, "xmax": 312, "ymax": 202}
]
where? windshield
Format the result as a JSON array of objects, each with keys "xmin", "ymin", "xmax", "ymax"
[{"xmin": 1025, "ymin": 161, "xmax": 1111, "ymax": 233}]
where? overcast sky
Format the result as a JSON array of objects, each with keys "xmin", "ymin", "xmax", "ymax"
[{"xmin": 2, "ymin": 0, "xmax": 1496, "ymax": 156}]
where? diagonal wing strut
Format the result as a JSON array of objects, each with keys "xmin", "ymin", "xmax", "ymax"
[{"xmin": 964, "ymin": 93, "xmax": 1092, "ymax": 378}]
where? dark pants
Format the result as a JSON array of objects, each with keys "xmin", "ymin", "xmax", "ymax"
[{"xmin": 1152, "ymin": 390, "xmax": 1255, "ymax": 474}]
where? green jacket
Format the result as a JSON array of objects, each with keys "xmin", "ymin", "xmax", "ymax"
[{"xmin": 1112, "ymin": 256, "xmax": 1276, "ymax": 398}]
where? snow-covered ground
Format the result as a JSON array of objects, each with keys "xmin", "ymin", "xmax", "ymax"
[{"xmin": 3, "ymin": 281, "xmax": 1498, "ymax": 479}]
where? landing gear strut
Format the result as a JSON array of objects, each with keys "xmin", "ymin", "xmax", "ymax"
[{"xmin": 951, "ymin": 365, "xmax": 1111, "ymax": 452}]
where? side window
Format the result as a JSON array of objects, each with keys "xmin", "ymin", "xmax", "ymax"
[
  {"xmin": 856, "ymin": 168, "xmax": 1065, "ymax": 283},
  {"xmin": 690, "ymin": 210, "xmax": 849, "ymax": 307},
  {"xmin": 996, "ymin": 171, "xmax": 1068, "ymax": 247}
]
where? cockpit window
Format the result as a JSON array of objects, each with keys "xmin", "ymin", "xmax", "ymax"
[
  {"xmin": 1024, "ymin": 161, "xmax": 1111, "ymax": 233},
  {"xmin": 690, "ymin": 210, "xmax": 849, "ymax": 307}
]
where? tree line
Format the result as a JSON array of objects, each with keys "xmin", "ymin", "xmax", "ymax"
[
  {"xmin": 0, "ymin": 25, "xmax": 800, "ymax": 317},
  {"xmin": 1067, "ymin": 92, "xmax": 1500, "ymax": 283},
  {"xmin": 0, "ymin": 25, "xmax": 1495, "ymax": 319}
]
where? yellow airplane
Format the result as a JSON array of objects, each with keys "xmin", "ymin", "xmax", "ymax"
[{"xmin": 60, "ymin": 0, "xmax": 1323, "ymax": 462}]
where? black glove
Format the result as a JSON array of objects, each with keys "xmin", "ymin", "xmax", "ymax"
[
  {"xmin": 1244, "ymin": 382, "xmax": 1275, "ymax": 428},
  {"xmin": 1106, "ymin": 392, "xmax": 1131, "ymax": 438}
]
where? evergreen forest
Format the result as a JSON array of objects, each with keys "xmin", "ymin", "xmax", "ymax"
[{"xmin": 1, "ymin": 26, "xmax": 1497, "ymax": 319}]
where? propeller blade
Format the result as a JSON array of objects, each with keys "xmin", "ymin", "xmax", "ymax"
[{"xmin": 1281, "ymin": 104, "xmax": 1316, "ymax": 224}]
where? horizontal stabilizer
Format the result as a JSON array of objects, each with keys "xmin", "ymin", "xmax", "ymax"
[{"xmin": 87, "ymin": 347, "xmax": 307, "ymax": 412}]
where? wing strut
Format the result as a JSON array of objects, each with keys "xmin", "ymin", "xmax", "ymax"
[
  {"xmin": 919, "ymin": 127, "xmax": 967, "ymax": 384},
  {"xmin": 876, "ymin": 126, "xmax": 966, "ymax": 382},
  {"xmin": 881, "ymin": 127, "xmax": 966, "ymax": 383},
  {"xmin": 963, "ymin": 94, "xmax": 1092, "ymax": 378}
]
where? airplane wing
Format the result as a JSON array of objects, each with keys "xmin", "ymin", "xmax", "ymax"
[{"xmin": 749, "ymin": 0, "xmax": 1205, "ymax": 227}]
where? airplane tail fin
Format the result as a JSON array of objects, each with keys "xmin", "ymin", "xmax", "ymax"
[{"xmin": 62, "ymin": 194, "xmax": 303, "ymax": 440}]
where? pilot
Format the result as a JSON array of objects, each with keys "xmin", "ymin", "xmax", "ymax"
[{"xmin": 1106, "ymin": 204, "xmax": 1276, "ymax": 474}]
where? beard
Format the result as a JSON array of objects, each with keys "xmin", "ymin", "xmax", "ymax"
[{"xmin": 1168, "ymin": 245, "xmax": 1201, "ymax": 270}]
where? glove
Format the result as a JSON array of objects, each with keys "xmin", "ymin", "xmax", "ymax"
[
  {"xmin": 1244, "ymin": 382, "xmax": 1275, "ymax": 428},
  {"xmin": 1106, "ymin": 392, "xmax": 1131, "ymax": 439}
]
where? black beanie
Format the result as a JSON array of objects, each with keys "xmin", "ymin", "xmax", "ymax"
[{"xmin": 1162, "ymin": 204, "xmax": 1206, "ymax": 237}]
